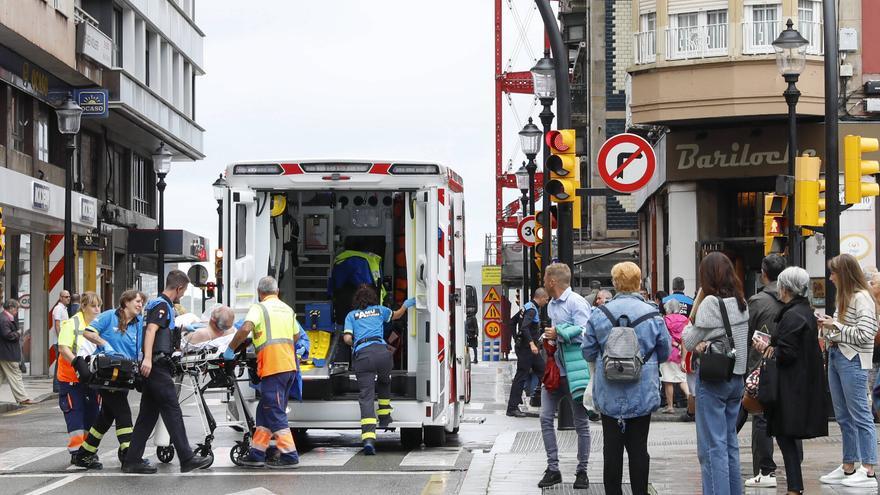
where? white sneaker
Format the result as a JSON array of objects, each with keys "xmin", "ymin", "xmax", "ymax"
[
  {"xmin": 744, "ymin": 473, "xmax": 777, "ymax": 488},
  {"xmin": 820, "ymin": 465, "xmax": 855, "ymax": 485},
  {"xmin": 841, "ymin": 467, "xmax": 879, "ymax": 489}
]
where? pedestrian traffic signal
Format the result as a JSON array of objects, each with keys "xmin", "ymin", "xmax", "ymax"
[
  {"xmin": 794, "ymin": 155, "xmax": 826, "ymax": 229},
  {"xmin": 0, "ymin": 207, "xmax": 5, "ymax": 272},
  {"xmin": 764, "ymin": 194, "xmax": 788, "ymax": 256},
  {"xmin": 843, "ymin": 135, "xmax": 880, "ymax": 205},
  {"xmin": 214, "ymin": 248, "xmax": 223, "ymax": 286},
  {"xmin": 206, "ymin": 281, "xmax": 216, "ymax": 299},
  {"xmin": 545, "ymin": 129, "xmax": 579, "ymax": 203}
]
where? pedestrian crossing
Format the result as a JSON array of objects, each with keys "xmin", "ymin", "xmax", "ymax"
[{"xmin": 0, "ymin": 443, "xmax": 464, "ymax": 473}]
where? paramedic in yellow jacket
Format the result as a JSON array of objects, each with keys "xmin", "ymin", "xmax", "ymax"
[
  {"xmin": 343, "ymin": 285, "xmax": 415, "ymax": 454},
  {"xmin": 225, "ymin": 276, "xmax": 300, "ymax": 468}
]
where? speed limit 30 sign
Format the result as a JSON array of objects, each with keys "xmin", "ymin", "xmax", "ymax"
[{"xmin": 517, "ymin": 215, "xmax": 536, "ymax": 246}]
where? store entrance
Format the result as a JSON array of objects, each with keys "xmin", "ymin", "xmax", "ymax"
[{"xmin": 699, "ymin": 240, "xmax": 765, "ymax": 298}]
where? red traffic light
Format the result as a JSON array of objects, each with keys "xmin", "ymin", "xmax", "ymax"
[
  {"xmin": 545, "ymin": 130, "xmax": 571, "ymax": 152},
  {"xmin": 206, "ymin": 281, "xmax": 216, "ymax": 290}
]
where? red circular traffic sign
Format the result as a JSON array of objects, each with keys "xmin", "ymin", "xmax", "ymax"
[
  {"xmin": 597, "ymin": 133, "xmax": 656, "ymax": 193},
  {"xmin": 517, "ymin": 215, "xmax": 536, "ymax": 247}
]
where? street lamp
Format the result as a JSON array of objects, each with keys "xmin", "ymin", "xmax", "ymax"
[
  {"xmin": 211, "ymin": 173, "xmax": 227, "ymax": 303},
  {"xmin": 519, "ymin": 117, "xmax": 542, "ymax": 293},
  {"xmin": 515, "ymin": 163, "xmax": 531, "ymax": 301},
  {"xmin": 773, "ymin": 19, "xmax": 809, "ymax": 267},
  {"xmin": 152, "ymin": 142, "xmax": 173, "ymax": 291},
  {"xmin": 56, "ymin": 95, "xmax": 83, "ymax": 294},
  {"xmin": 531, "ymin": 50, "xmax": 556, "ymax": 283}
]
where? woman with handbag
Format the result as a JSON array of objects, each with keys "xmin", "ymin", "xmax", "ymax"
[
  {"xmin": 753, "ymin": 267, "xmax": 828, "ymax": 494},
  {"xmin": 818, "ymin": 254, "xmax": 878, "ymax": 488},
  {"xmin": 682, "ymin": 252, "xmax": 749, "ymax": 495}
]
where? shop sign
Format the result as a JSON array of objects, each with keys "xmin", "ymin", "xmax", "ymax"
[
  {"xmin": 77, "ymin": 234, "xmax": 102, "ymax": 252},
  {"xmin": 32, "ymin": 182, "xmax": 50, "ymax": 211},
  {"xmin": 80, "ymin": 197, "xmax": 97, "ymax": 223},
  {"xmin": 76, "ymin": 22, "xmax": 113, "ymax": 69},
  {"xmin": 18, "ymin": 294, "xmax": 30, "ymax": 309},
  {"xmin": 77, "ymin": 90, "xmax": 108, "ymax": 118},
  {"xmin": 0, "ymin": 45, "xmax": 70, "ymax": 100},
  {"xmin": 841, "ymin": 234, "xmax": 872, "ymax": 260}
]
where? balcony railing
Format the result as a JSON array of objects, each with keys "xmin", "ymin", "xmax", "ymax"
[
  {"xmin": 665, "ymin": 24, "xmax": 728, "ymax": 60},
  {"xmin": 742, "ymin": 20, "xmax": 783, "ymax": 55},
  {"xmin": 634, "ymin": 31, "xmax": 656, "ymax": 64}
]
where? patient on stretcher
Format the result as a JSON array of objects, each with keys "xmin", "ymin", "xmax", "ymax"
[{"xmin": 182, "ymin": 305, "xmax": 236, "ymax": 347}]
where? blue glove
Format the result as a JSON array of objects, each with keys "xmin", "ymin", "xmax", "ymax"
[
  {"xmin": 403, "ymin": 298, "xmax": 416, "ymax": 309},
  {"xmin": 222, "ymin": 347, "xmax": 236, "ymax": 361},
  {"xmin": 98, "ymin": 342, "xmax": 116, "ymax": 354}
]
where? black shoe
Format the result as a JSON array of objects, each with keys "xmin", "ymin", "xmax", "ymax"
[
  {"xmin": 587, "ymin": 411, "xmax": 601, "ymax": 422},
  {"xmin": 529, "ymin": 395, "xmax": 541, "ymax": 408},
  {"xmin": 378, "ymin": 415, "xmax": 393, "ymax": 428},
  {"xmin": 267, "ymin": 455, "xmax": 300, "ymax": 469},
  {"xmin": 238, "ymin": 453, "xmax": 266, "ymax": 468},
  {"xmin": 679, "ymin": 412, "xmax": 695, "ymax": 422},
  {"xmin": 538, "ymin": 469, "xmax": 562, "ymax": 488},
  {"xmin": 180, "ymin": 454, "xmax": 212, "ymax": 473},
  {"xmin": 574, "ymin": 470, "xmax": 589, "ymax": 489},
  {"xmin": 69, "ymin": 454, "xmax": 76, "ymax": 465},
  {"xmin": 363, "ymin": 439, "xmax": 376, "ymax": 455},
  {"xmin": 74, "ymin": 453, "xmax": 103, "ymax": 470},
  {"xmin": 122, "ymin": 460, "xmax": 158, "ymax": 474},
  {"xmin": 506, "ymin": 410, "xmax": 527, "ymax": 418}
]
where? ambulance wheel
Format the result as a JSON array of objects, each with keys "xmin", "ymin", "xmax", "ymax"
[
  {"xmin": 157, "ymin": 446, "xmax": 175, "ymax": 463},
  {"xmin": 400, "ymin": 427, "xmax": 422, "ymax": 448},
  {"xmin": 230, "ymin": 444, "xmax": 247, "ymax": 466},
  {"xmin": 449, "ymin": 426, "xmax": 460, "ymax": 435},
  {"xmin": 423, "ymin": 426, "xmax": 446, "ymax": 447}
]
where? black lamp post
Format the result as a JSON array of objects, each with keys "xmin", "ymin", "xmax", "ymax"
[
  {"xmin": 152, "ymin": 142, "xmax": 173, "ymax": 291},
  {"xmin": 211, "ymin": 174, "xmax": 227, "ymax": 303},
  {"xmin": 56, "ymin": 95, "xmax": 83, "ymax": 295},
  {"xmin": 515, "ymin": 163, "xmax": 531, "ymax": 301},
  {"xmin": 773, "ymin": 19, "xmax": 809, "ymax": 268},
  {"xmin": 519, "ymin": 117, "xmax": 542, "ymax": 293},
  {"xmin": 531, "ymin": 51, "xmax": 556, "ymax": 279}
]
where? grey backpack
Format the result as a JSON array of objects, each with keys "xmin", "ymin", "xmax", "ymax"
[{"xmin": 598, "ymin": 306, "xmax": 660, "ymax": 382}]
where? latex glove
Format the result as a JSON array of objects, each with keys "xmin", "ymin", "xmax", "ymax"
[
  {"xmin": 222, "ymin": 347, "xmax": 236, "ymax": 361},
  {"xmin": 98, "ymin": 342, "xmax": 116, "ymax": 354},
  {"xmin": 403, "ymin": 298, "xmax": 416, "ymax": 309}
]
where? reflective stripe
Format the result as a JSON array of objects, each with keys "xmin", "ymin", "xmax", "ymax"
[
  {"xmin": 361, "ymin": 417, "xmax": 378, "ymax": 425},
  {"xmin": 361, "ymin": 432, "xmax": 377, "ymax": 440},
  {"xmin": 377, "ymin": 408, "xmax": 393, "ymax": 415},
  {"xmin": 119, "ymin": 442, "xmax": 130, "ymax": 450},
  {"xmin": 116, "ymin": 427, "xmax": 133, "ymax": 436},
  {"xmin": 81, "ymin": 442, "xmax": 97, "ymax": 453},
  {"xmin": 377, "ymin": 399, "xmax": 391, "ymax": 406},
  {"xmin": 275, "ymin": 431, "xmax": 296, "ymax": 453},
  {"xmin": 72, "ymin": 317, "xmax": 83, "ymax": 355},
  {"xmin": 252, "ymin": 427, "xmax": 272, "ymax": 449},
  {"xmin": 254, "ymin": 303, "xmax": 295, "ymax": 352},
  {"xmin": 88, "ymin": 427, "xmax": 104, "ymax": 440}
]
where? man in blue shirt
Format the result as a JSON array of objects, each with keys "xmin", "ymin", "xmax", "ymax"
[
  {"xmin": 539, "ymin": 263, "xmax": 592, "ymax": 490},
  {"xmin": 507, "ymin": 288, "xmax": 549, "ymax": 417},
  {"xmin": 662, "ymin": 277, "xmax": 694, "ymax": 316}
]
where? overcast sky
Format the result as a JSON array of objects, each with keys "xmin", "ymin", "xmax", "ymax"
[{"xmin": 164, "ymin": 1, "xmax": 548, "ymax": 262}]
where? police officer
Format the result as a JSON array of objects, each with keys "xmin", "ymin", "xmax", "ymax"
[
  {"xmin": 57, "ymin": 292, "xmax": 103, "ymax": 468},
  {"xmin": 506, "ymin": 288, "xmax": 550, "ymax": 417},
  {"xmin": 343, "ymin": 285, "xmax": 415, "ymax": 454},
  {"xmin": 225, "ymin": 276, "xmax": 300, "ymax": 468},
  {"xmin": 123, "ymin": 270, "xmax": 212, "ymax": 474}
]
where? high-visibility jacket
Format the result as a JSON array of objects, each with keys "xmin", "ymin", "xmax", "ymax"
[
  {"xmin": 57, "ymin": 312, "xmax": 89, "ymax": 383},
  {"xmin": 330, "ymin": 250, "xmax": 386, "ymax": 301},
  {"xmin": 244, "ymin": 295, "xmax": 298, "ymax": 378}
]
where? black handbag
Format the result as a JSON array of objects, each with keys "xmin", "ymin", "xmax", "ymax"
[
  {"xmin": 757, "ymin": 355, "xmax": 779, "ymax": 405},
  {"xmin": 698, "ymin": 296, "xmax": 736, "ymax": 382}
]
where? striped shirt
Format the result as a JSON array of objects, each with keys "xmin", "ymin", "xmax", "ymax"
[{"xmin": 831, "ymin": 290, "xmax": 878, "ymax": 369}]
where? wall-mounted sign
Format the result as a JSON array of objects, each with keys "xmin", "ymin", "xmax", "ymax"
[
  {"xmin": 77, "ymin": 89, "xmax": 108, "ymax": 118},
  {"xmin": 76, "ymin": 22, "xmax": 113, "ymax": 69},
  {"xmin": 77, "ymin": 234, "xmax": 102, "ymax": 252},
  {"xmin": 32, "ymin": 182, "xmax": 50, "ymax": 211},
  {"xmin": 80, "ymin": 197, "xmax": 97, "ymax": 223},
  {"xmin": 841, "ymin": 234, "xmax": 872, "ymax": 260}
]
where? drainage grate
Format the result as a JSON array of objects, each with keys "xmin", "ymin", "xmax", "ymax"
[{"xmin": 542, "ymin": 483, "xmax": 656, "ymax": 494}]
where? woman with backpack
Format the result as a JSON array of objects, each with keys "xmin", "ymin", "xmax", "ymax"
[
  {"xmin": 683, "ymin": 252, "xmax": 749, "ymax": 495},
  {"xmin": 582, "ymin": 261, "xmax": 670, "ymax": 495}
]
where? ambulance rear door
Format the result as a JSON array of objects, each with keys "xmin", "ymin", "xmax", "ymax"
[{"xmin": 228, "ymin": 189, "xmax": 271, "ymax": 315}]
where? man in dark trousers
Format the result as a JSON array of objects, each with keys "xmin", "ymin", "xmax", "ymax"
[
  {"xmin": 507, "ymin": 288, "xmax": 550, "ymax": 417},
  {"xmin": 122, "ymin": 270, "xmax": 211, "ymax": 474}
]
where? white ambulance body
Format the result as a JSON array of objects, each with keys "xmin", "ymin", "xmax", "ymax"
[{"xmin": 220, "ymin": 160, "xmax": 471, "ymax": 446}]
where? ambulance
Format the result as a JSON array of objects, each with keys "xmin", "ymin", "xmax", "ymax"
[{"xmin": 218, "ymin": 160, "xmax": 473, "ymax": 447}]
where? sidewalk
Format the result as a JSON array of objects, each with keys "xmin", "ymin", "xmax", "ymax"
[
  {"xmin": 0, "ymin": 375, "xmax": 56, "ymax": 413},
  {"xmin": 457, "ymin": 359, "xmax": 870, "ymax": 494}
]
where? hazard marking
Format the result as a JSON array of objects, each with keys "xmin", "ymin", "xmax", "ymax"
[
  {"xmin": 484, "ymin": 321, "xmax": 501, "ymax": 339},
  {"xmin": 483, "ymin": 304, "xmax": 501, "ymax": 320},
  {"xmin": 483, "ymin": 287, "xmax": 501, "ymax": 303}
]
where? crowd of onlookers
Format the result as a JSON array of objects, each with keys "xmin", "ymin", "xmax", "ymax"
[{"xmin": 502, "ymin": 252, "xmax": 880, "ymax": 494}]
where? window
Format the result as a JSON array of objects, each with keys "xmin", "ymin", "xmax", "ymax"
[
  {"xmin": 744, "ymin": 4, "xmax": 780, "ymax": 54},
  {"xmin": 35, "ymin": 107, "xmax": 48, "ymax": 162},
  {"xmin": 636, "ymin": 13, "xmax": 657, "ymax": 64},
  {"xmin": 798, "ymin": 0, "xmax": 822, "ymax": 54},
  {"xmin": 144, "ymin": 32, "xmax": 151, "ymax": 86},
  {"xmin": 112, "ymin": 7, "xmax": 123, "ymax": 67},
  {"xmin": 11, "ymin": 91, "xmax": 27, "ymax": 153},
  {"xmin": 236, "ymin": 204, "xmax": 247, "ymax": 259},
  {"xmin": 131, "ymin": 154, "xmax": 150, "ymax": 216},
  {"xmin": 667, "ymin": 10, "xmax": 728, "ymax": 60},
  {"xmin": 706, "ymin": 10, "xmax": 728, "ymax": 51}
]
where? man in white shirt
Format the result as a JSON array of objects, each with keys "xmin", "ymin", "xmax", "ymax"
[{"xmin": 52, "ymin": 291, "xmax": 71, "ymax": 336}]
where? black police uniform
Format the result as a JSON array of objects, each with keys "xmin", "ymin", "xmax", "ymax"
[
  {"xmin": 124, "ymin": 294, "xmax": 194, "ymax": 466},
  {"xmin": 506, "ymin": 301, "xmax": 545, "ymax": 414}
]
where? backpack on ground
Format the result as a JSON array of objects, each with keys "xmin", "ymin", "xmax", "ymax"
[{"xmin": 597, "ymin": 306, "xmax": 660, "ymax": 382}]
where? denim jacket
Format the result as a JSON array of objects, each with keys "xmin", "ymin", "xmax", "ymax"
[{"xmin": 581, "ymin": 293, "xmax": 671, "ymax": 419}]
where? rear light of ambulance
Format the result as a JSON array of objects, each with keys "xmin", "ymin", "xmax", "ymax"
[
  {"xmin": 389, "ymin": 164, "xmax": 440, "ymax": 175},
  {"xmin": 233, "ymin": 164, "xmax": 283, "ymax": 175}
]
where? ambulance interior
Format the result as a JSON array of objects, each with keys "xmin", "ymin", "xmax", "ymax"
[{"xmin": 265, "ymin": 189, "xmax": 421, "ymax": 401}]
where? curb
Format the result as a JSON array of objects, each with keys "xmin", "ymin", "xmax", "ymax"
[{"xmin": 0, "ymin": 392, "xmax": 57, "ymax": 414}]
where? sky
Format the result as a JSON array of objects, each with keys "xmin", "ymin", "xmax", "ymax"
[{"xmin": 164, "ymin": 1, "xmax": 549, "ymax": 263}]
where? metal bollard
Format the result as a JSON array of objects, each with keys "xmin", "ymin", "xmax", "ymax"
[{"xmin": 557, "ymin": 393, "xmax": 575, "ymax": 430}]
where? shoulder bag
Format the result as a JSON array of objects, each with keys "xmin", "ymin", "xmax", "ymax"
[{"xmin": 698, "ymin": 296, "xmax": 736, "ymax": 382}]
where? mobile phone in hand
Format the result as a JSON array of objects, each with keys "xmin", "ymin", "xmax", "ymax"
[{"xmin": 752, "ymin": 331, "xmax": 770, "ymax": 346}]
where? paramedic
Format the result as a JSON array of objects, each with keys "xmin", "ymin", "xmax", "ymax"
[
  {"xmin": 56, "ymin": 292, "xmax": 103, "ymax": 468},
  {"xmin": 123, "ymin": 270, "xmax": 212, "ymax": 474},
  {"xmin": 75, "ymin": 290, "xmax": 145, "ymax": 467},
  {"xmin": 343, "ymin": 285, "xmax": 415, "ymax": 454},
  {"xmin": 225, "ymin": 276, "xmax": 301, "ymax": 468},
  {"xmin": 507, "ymin": 288, "xmax": 550, "ymax": 417}
]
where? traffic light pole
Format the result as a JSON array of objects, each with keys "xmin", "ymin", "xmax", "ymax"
[
  {"xmin": 823, "ymin": 0, "xmax": 840, "ymax": 312},
  {"xmin": 784, "ymin": 74, "xmax": 802, "ymax": 268},
  {"xmin": 539, "ymin": 99, "xmax": 554, "ymax": 275}
]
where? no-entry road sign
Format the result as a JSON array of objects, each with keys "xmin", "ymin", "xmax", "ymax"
[{"xmin": 597, "ymin": 133, "xmax": 656, "ymax": 193}]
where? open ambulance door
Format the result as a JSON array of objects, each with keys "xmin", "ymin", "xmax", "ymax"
[
  {"xmin": 409, "ymin": 187, "xmax": 446, "ymax": 412},
  {"xmin": 228, "ymin": 189, "xmax": 271, "ymax": 316}
]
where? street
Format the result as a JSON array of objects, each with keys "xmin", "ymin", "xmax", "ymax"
[{"xmin": 0, "ymin": 360, "xmax": 874, "ymax": 495}]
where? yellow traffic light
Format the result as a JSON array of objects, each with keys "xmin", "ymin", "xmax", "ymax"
[
  {"xmin": 545, "ymin": 129, "xmax": 579, "ymax": 203},
  {"xmin": 764, "ymin": 194, "xmax": 788, "ymax": 256},
  {"xmin": 794, "ymin": 155, "xmax": 825, "ymax": 228},
  {"xmin": 214, "ymin": 248, "xmax": 223, "ymax": 285},
  {"xmin": 0, "ymin": 207, "xmax": 5, "ymax": 272},
  {"xmin": 844, "ymin": 135, "xmax": 880, "ymax": 205}
]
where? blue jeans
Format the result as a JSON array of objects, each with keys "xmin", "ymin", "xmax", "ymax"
[
  {"xmin": 828, "ymin": 347, "xmax": 877, "ymax": 465},
  {"xmin": 695, "ymin": 374, "xmax": 743, "ymax": 495}
]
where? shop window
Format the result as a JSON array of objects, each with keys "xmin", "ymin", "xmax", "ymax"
[
  {"xmin": 131, "ymin": 154, "xmax": 150, "ymax": 216},
  {"xmin": 729, "ymin": 192, "xmax": 761, "ymax": 238},
  {"xmin": 236, "ymin": 204, "xmax": 247, "ymax": 259}
]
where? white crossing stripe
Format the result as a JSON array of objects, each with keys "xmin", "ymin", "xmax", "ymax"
[
  {"xmin": 399, "ymin": 447, "xmax": 462, "ymax": 468},
  {"xmin": 226, "ymin": 489, "xmax": 278, "ymax": 495},
  {"xmin": 0, "ymin": 447, "xmax": 67, "ymax": 471},
  {"xmin": 465, "ymin": 402, "xmax": 484, "ymax": 410},
  {"xmin": 23, "ymin": 473, "xmax": 83, "ymax": 495},
  {"xmin": 297, "ymin": 447, "xmax": 360, "ymax": 467},
  {"xmin": 209, "ymin": 447, "xmax": 236, "ymax": 469}
]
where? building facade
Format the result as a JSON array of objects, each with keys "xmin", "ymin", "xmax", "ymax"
[
  {"xmin": 0, "ymin": 0, "xmax": 205, "ymax": 375},
  {"xmin": 628, "ymin": 0, "xmax": 880, "ymax": 303}
]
